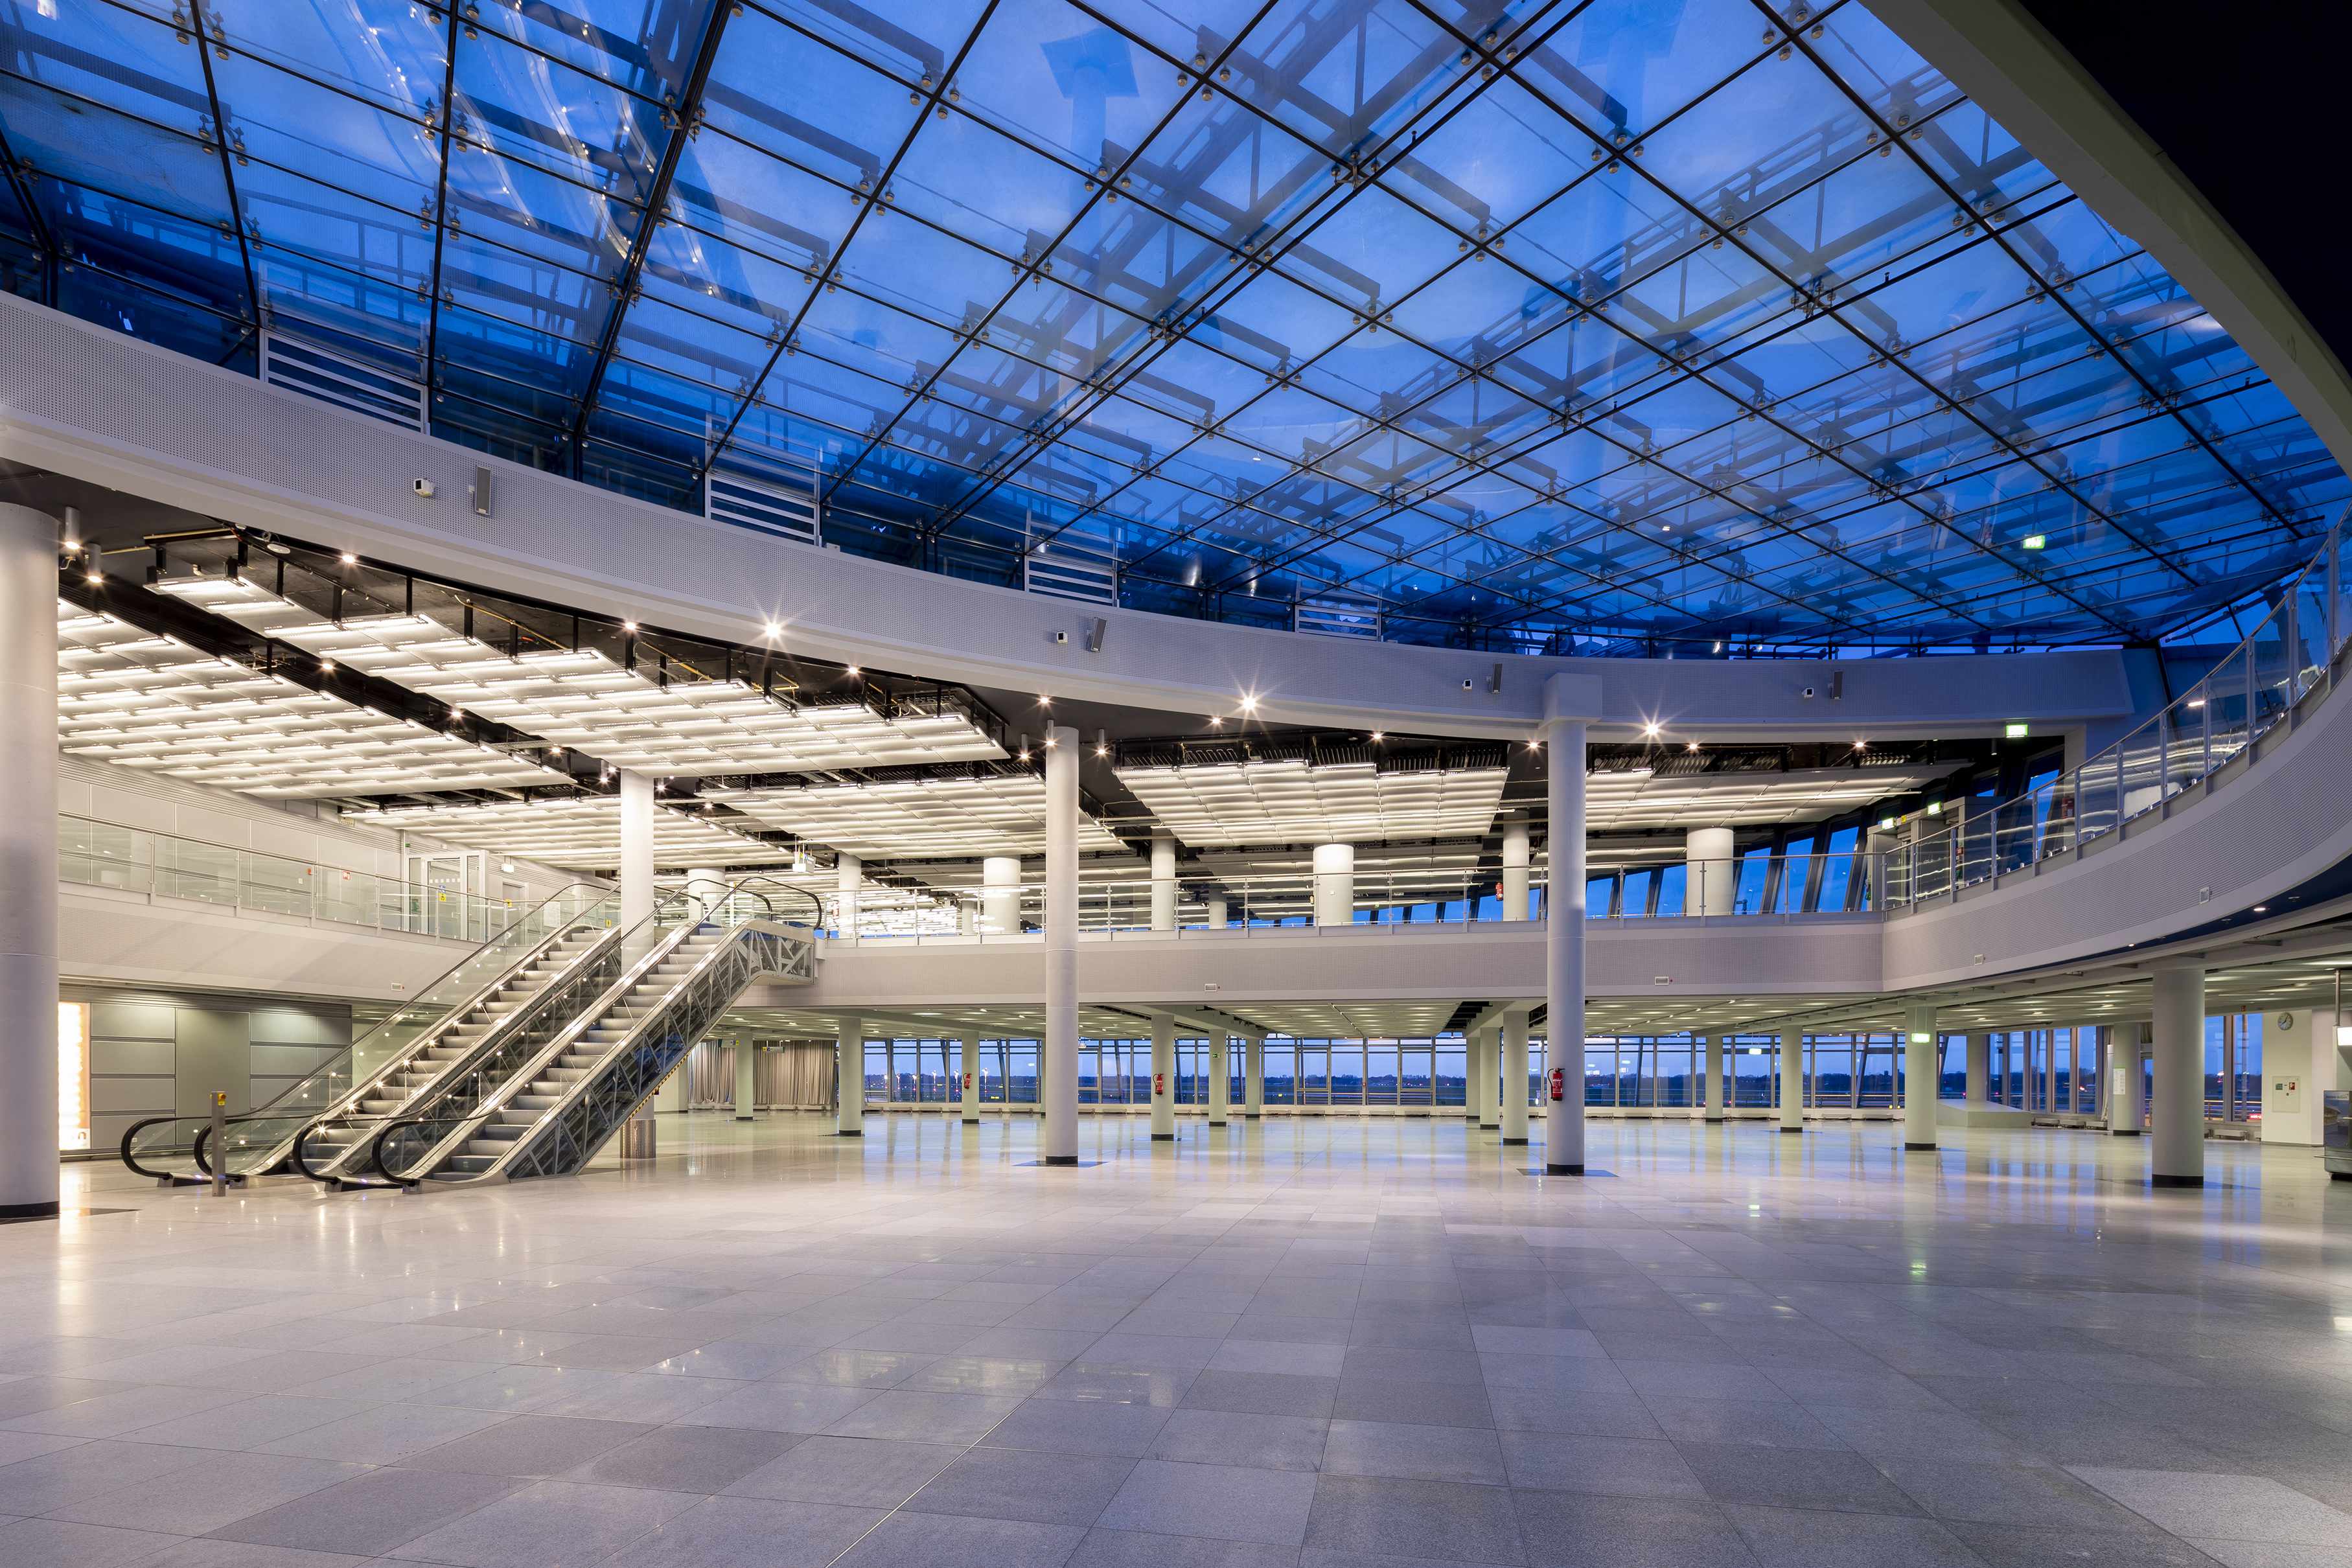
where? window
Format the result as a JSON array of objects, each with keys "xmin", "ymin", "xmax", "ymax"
[
  {"xmin": 1817, "ymin": 825, "xmax": 1858, "ymax": 910},
  {"xmin": 1655, "ymin": 863, "xmax": 1686, "ymax": 916},
  {"xmin": 1735, "ymin": 847, "xmax": 1771, "ymax": 912},
  {"xmin": 1622, "ymin": 868, "xmax": 1654, "ymax": 917},
  {"xmin": 1264, "ymin": 1043, "xmax": 1297, "ymax": 1105},
  {"xmin": 1777, "ymin": 836, "xmax": 1816, "ymax": 913},
  {"xmin": 1435, "ymin": 1043, "xmax": 1465, "ymax": 1107}
]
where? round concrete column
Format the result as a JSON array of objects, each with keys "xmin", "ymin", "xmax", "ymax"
[
  {"xmin": 1041, "ymin": 726, "xmax": 1080, "ymax": 1164},
  {"xmin": 1703, "ymin": 1034, "xmax": 1724, "ymax": 1124},
  {"xmin": 1150, "ymin": 1015, "xmax": 1175, "ymax": 1140},
  {"xmin": 1903, "ymin": 1006, "xmax": 1939, "ymax": 1151},
  {"xmin": 617, "ymin": 770, "xmax": 656, "ymax": 930},
  {"xmin": 0, "ymin": 505, "xmax": 59, "ymax": 1217},
  {"xmin": 1686, "ymin": 826, "xmax": 1734, "ymax": 917},
  {"xmin": 1477, "ymin": 1025, "xmax": 1499, "ymax": 1129},
  {"xmin": 1462, "ymin": 1026, "xmax": 1482, "ymax": 1122},
  {"xmin": 1244, "ymin": 1032, "xmax": 1265, "ymax": 1118},
  {"xmin": 1209, "ymin": 1036, "xmax": 1229, "ymax": 1126},
  {"xmin": 734, "ymin": 1036, "xmax": 758, "ymax": 1121},
  {"xmin": 1502, "ymin": 1011, "xmax": 1530, "ymax": 1146},
  {"xmin": 1313, "ymin": 843, "xmax": 1354, "ymax": 928},
  {"xmin": 836, "ymin": 852, "xmax": 862, "ymax": 938},
  {"xmin": 981, "ymin": 855, "xmax": 1020, "ymax": 936},
  {"xmin": 2112, "ymin": 1022, "xmax": 2147, "ymax": 1135},
  {"xmin": 836, "ymin": 1017, "xmax": 864, "ymax": 1136},
  {"xmin": 1779, "ymin": 1033, "xmax": 1804, "ymax": 1133},
  {"xmin": 1541, "ymin": 706, "xmax": 1586, "ymax": 1175},
  {"xmin": 1206, "ymin": 895, "xmax": 1229, "ymax": 929},
  {"xmin": 684, "ymin": 868, "xmax": 725, "ymax": 921},
  {"xmin": 2150, "ymin": 967, "xmax": 2206, "ymax": 1186},
  {"xmin": 956, "ymin": 1037, "xmax": 980, "ymax": 1124},
  {"xmin": 1149, "ymin": 832, "xmax": 1177, "ymax": 931},
  {"xmin": 1501, "ymin": 815, "xmax": 1530, "ymax": 920}
]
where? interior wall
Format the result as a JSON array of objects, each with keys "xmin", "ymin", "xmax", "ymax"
[
  {"xmin": 71, "ymin": 986, "xmax": 351, "ymax": 1156},
  {"xmin": 2262, "ymin": 1007, "xmax": 2341, "ymax": 1146}
]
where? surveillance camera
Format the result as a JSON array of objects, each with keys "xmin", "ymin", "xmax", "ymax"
[
  {"xmin": 1462, "ymin": 678, "xmax": 1474, "ymax": 691},
  {"xmin": 1054, "ymin": 630, "xmax": 1068, "ymax": 645},
  {"xmin": 410, "ymin": 478, "xmax": 437, "ymax": 498},
  {"xmin": 1800, "ymin": 684, "xmax": 1816, "ymax": 698}
]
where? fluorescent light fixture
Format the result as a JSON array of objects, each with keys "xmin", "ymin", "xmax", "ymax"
[
  {"xmin": 362, "ymin": 797, "xmax": 790, "ymax": 871},
  {"xmin": 55, "ymin": 601, "xmax": 562, "ymax": 798},
  {"xmin": 2021, "ymin": 534, "xmax": 2046, "ymax": 550},
  {"xmin": 709, "ymin": 774, "xmax": 1124, "ymax": 860},
  {"xmin": 2004, "ymin": 721, "xmax": 2029, "ymax": 738},
  {"xmin": 157, "ymin": 578, "xmax": 1002, "ymax": 776},
  {"xmin": 1113, "ymin": 757, "xmax": 1507, "ymax": 846},
  {"xmin": 1584, "ymin": 763, "xmax": 1957, "ymax": 833}
]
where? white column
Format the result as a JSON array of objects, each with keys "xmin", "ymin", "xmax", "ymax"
[
  {"xmin": 686, "ymin": 867, "xmax": 724, "ymax": 919},
  {"xmin": 1702, "ymin": 1033, "xmax": 1724, "ymax": 1124},
  {"xmin": 1477, "ymin": 1025, "xmax": 1499, "ymax": 1129},
  {"xmin": 2112, "ymin": 1022, "xmax": 2147, "ymax": 1135},
  {"xmin": 1541, "ymin": 696, "xmax": 1587, "ymax": 1174},
  {"xmin": 1206, "ymin": 894, "xmax": 1228, "ymax": 928},
  {"xmin": 1502, "ymin": 1010, "xmax": 1530, "ymax": 1146},
  {"xmin": 1903, "ymin": 1006, "xmax": 1938, "ymax": 1151},
  {"xmin": 1149, "ymin": 831, "xmax": 1177, "ymax": 931},
  {"xmin": 982, "ymin": 855, "xmax": 1021, "ymax": 936},
  {"xmin": 617, "ymin": 769, "xmax": 656, "ymax": 930},
  {"xmin": 2092, "ymin": 1025, "xmax": 2108, "ymax": 1119},
  {"xmin": 2044, "ymin": 1028, "xmax": 2060, "ymax": 1118},
  {"xmin": 2151, "ymin": 967, "xmax": 2206, "ymax": 1186},
  {"xmin": 1779, "ymin": 1032, "xmax": 1804, "ymax": 1133},
  {"xmin": 734, "ymin": 1037, "xmax": 758, "ymax": 1121},
  {"xmin": 1244, "ymin": 1030, "xmax": 1265, "ymax": 1118},
  {"xmin": 1149, "ymin": 1014, "xmax": 1175, "ymax": 1140},
  {"xmin": 0, "ymin": 506, "xmax": 58, "ymax": 1217},
  {"xmin": 1313, "ymin": 842, "xmax": 1354, "ymax": 927},
  {"xmin": 1209, "ymin": 1035, "xmax": 1229, "ymax": 1126},
  {"xmin": 1463, "ymin": 1027, "xmax": 1482, "ymax": 1122},
  {"xmin": 836, "ymin": 852, "xmax": 862, "ymax": 938},
  {"xmin": 1966, "ymin": 1031, "xmax": 1991, "ymax": 1104},
  {"xmin": 1686, "ymin": 825, "xmax": 1734, "ymax": 917},
  {"xmin": 1501, "ymin": 814, "xmax": 1530, "ymax": 919},
  {"xmin": 956, "ymin": 1037, "xmax": 980, "ymax": 1124},
  {"xmin": 836, "ymin": 1017, "xmax": 864, "ymax": 1136},
  {"xmin": 1043, "ymin": 725, "xmax": 1079, "ymax": 1164}
]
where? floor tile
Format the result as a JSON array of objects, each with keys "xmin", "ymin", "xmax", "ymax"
[
  {"xmin": 825, "ymin": 1391, "xmax": 1022, "ymax": 1444},
  {"xmin": 404, "ymin": 1414, "xmax": 654, "ymax": 1477},
  {"xmin": 2070, "ymin": 1468, "xmax": 2352, "ymax": 1543},
  {"xmin": 1182, "ymin": 1371, "xmax": 1338, "ymax": 1420},
  {"xmin": 1151, "ymin": 1409, "xmax": 1329, "ymax": 1471},
  {"xmin": 385, "ymin": 1477, "xmax": 697, "ymax": 1567},
  {"xmin": 726, "ymin": 1435, "xmax": 964, "ymax": 1507},
  {"xmin": 1324, "ymin": 1420, "xmax": 1506, "ymax": 1484},
  {"xmin": 677, "ymin": 1380, "xmax": 880, "ymax": 1435},
  {"xmin": 52, "ymin": 1449, "xmax": 366, "ymax": 1536},
  {"xmin": 561, "ymin": 1424, "xmax": 800, "ymax": 1492},
  {"xmin": 984, "ymin": 1396, "xmax": 1173, "ymax": 1457},
  {"xmin": 1511, "ymin": 1490, "xmax": 1757, "ymax": 1568},
  {"xmin": 1304, "ymin": 1474, "xmax": 1525, "ymax": 1563},
  {"xmin": 1677, "ymin": 1441, "xmax": 1923, "ymax": 1515},
  {"xmin": 829, "ymin": 1509, "xmax": 1085, "ymax": 1568},
  {"xmin": 626, "ymin": 1494, "xmax": 890, "ymax": 1568},
  {"xmin": 255, "ymin": 1405, "xmax": 512, "ymax": 1465},
  {"xmin": 905, "ymin": 1446, "xmax": 1135, "ymax": 1525},
  {"xmin": 207, "ymin": 1468, "xmax": 521, "ymax": 1556},
  {"xmin": 1099, "ymin": 1459, "xmax": 1319, "ymax": 1546},
  {"xmin": 1725, "ymin": 1503, "xmax": 1985, "ymax": 1567}
]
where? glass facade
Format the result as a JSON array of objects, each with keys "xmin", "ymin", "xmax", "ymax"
[{"xmin": 0, "ymin": 1, "xmax": 2339, "ymax": 654}]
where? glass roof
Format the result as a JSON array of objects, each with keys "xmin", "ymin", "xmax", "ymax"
[{"xmin": 0, "ymin": 0, "xmax": 2342, "ymax": 654}]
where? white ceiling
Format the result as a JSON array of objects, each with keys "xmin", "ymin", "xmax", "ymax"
[
  {"xmin": 356, "ymin": 796, "xmax": 792, "ymax": 870},
  {"xmin": 712, "ymin": 772, "xmax": 1126, "ymax": 860},
  {"xmin": 1115, "ymin": 758, "xmax": 1510, "ymax": 846},
  {"xmin": 57, "ymin": 602, "xmax": 560, "ymax": 798}
]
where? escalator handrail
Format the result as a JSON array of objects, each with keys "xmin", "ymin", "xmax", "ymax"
[
  {"xmin": 446, "ymin": 919, "xmax": 804, "ymax": 1185},
  {"xmin": 355, "ymin": 899, "xmax": 717, "ymax": 1185}
]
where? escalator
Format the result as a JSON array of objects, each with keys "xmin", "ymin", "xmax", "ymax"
[
  {"xmin": 120, "ymin": 883, "xmax": 623, "ymax": 1186},
  {"xmin": 352, "ymin": 880, "xmax": 818, "ymax": 1187}
]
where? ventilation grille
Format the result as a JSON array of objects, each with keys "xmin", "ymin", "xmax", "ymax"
[
  {"xmin": 1025, "ymin": 529, "xmax": 1118, "ymax": 604},
  {"xmin": 706, "ymin": 466, "xmax": 821, "ymax": 546},
  {"xmin": 259, "ymin": 330, "xmax": 425, "ymax": 432},
  {"xmin": 1295, "ymin": 592, "xmax": 1382, "ymax": 639}
]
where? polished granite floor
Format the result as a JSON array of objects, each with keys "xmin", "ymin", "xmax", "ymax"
[{"xmin": 5, "ymin": 1114, "xmax": 2352, "ymax": 1567}]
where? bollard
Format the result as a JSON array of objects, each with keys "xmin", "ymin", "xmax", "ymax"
[{"xmin": 209, "ymin": 1090, "xmax": 227, "ymax": 1197}]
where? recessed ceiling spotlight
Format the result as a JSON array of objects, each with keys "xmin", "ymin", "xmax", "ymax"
[
  {"xmin": 622, "ymin": 620, "xmax": 638, "ymax": 632},
  {"xmin": 84, "ymin": 570, "xmax": 101, "ymax": 585},
  {"xmin": 763, "ymin": 620, "xmax": 782, "ymax": 639},
  {"xmin": 1239, "ymin": 693, "xmax": 1258, "ymax": 713},
  {"xmin": 339, "ymin": 551, "xmax": 358, "ymax": 564},
  {"xmin": 1370, "ymin": 731, "xmax": 1384, "ymax": 742},
  {"xmin": 1642, "ymin": 721, "xmax": 1661, "ymax": 738},
  {"xmin": 1686, "ymin": 741, "xmax": 1700, "ymax": 752},
  {"xmin": 845, "ymin": 665, "xmax": 861, "ymax": 678},
  {"xmin": 2021, "ymin": 533, "xmax": 2047, "ymax": 551},
  {"xmin": 319, "ymin": 658, "xmax": 336, "ymax": 673},
  {"xmin": 1043, "ymin": 734, "xmax": 1059, "ymax": 747},
  {"xmin": 1039, "ymin": 695, "xmax": 1052, "ymax": 706}
]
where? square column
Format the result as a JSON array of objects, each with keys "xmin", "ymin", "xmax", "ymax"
[
  {"xmin": 1150, "ymin": 1014, "xmax": 1176, "ymax": 1140},
  {"xmin": 1779, "ymin": 1033, "xmax": 1804, "ymax": 1134},
  {"xmin": 2150, "ymin": 967, "xmax": 2205, "ymax": 1187},
  {"xmin": 1462, "ymin": 1027, "xmax": 1482, "ymax": 1122},
  {"xmin": 1477, "ymin": 1025, "xmax": 1499, "ymax": 1130},
  {"xmin": 1902, "ymin": 1006, "xmax": 1938, "ymax": 1152},
  {"xmin": 1209, "ymin": 1036, "xmax": 1229, "ymax": 1127},
  {"xmin": 0, "ymin": 505, "xmax": 59, "ymax": 1217},
  {"xmin": 1041, "ymin": 724, "xmax": 1080, "ymax": 1164},
  {"xmin": 1245, "ymin": 1030, "xmax": 1265, "ymax": 1118},
  {"xmin": 1702, "ymin": 1034, "xmax": 1724, "ymax": 1124},
  {"xmin": 1149, "ymin": 831, "xmax": 1177, "ymax": 931},
  {"xmin": 836, "ymin": 1017, "xmax": 864, "ymax": 1136},
  {"xmin": 1540, "ymin": 693, "xmax": 1587, "ymax": 1175},
  {"xmin": 734, "ymin": 1037, "xmax": 757, "ymax": 1122},
  {"xmin": 1966, "ymin": 1032, "xmax": 1991, "ymax": 1104},
  {"xmin": 1502, "ymin": 1010, "xmax": 1530, "ymax": 1146}
]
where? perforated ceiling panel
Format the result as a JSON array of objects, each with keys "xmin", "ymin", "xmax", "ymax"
[{"xmin": 1115, "ymin": 759, "xmax": 1509, "ymax": 846}]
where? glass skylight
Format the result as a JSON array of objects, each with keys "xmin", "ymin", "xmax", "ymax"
[{"xmin": 4, "ymin": 1, "xmax": 2340, "ymax": 652}]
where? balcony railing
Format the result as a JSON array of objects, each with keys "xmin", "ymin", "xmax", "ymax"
[
  {"xmin": 1887, "ymin": 512, "xmax": 2352, "ymax": 907},
  {"xmin": 829, "ymin": 853, "xmax": 1880, "ymax": 943},
  {"xmin": 57, "ymin": 814, "xmax": 589, "ymax": 943}
]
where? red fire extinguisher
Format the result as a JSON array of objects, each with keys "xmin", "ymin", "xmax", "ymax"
[
  {"xmin": 1155, "ymin": 1071, "xmax": 1166, "ymax": 1096},
  {"xmin": 963, "ymin": 1071, "xmax": 974, "ymax": 1091},
  {"xmin": 1547, "ymin": 1066, "xmax": 1565, "ymax": 1102}
]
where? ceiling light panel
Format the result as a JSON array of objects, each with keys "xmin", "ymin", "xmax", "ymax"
[
  {"xmin": 360, "ymin": 798, "xmax": 792, "ymax": 870},
  {"xmin": 1585, "ymin": 765, "xmax": 1955, "ymax": 831},
  {"xmin": 56, "ymin": 603, "xmax": 560, "ymax": 798},
  {"xmin": 1115, "ymin": 759, "xmax": 1508, "ymax": 846},
  {"xmin": 159, "ymin": 578, "xmax": 1004, "ymax": 776},
  {"xmin": 712, "ymin": 773, "xmax": 1125, "ymax": 860}
]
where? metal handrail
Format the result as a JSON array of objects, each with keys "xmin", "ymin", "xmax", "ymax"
[{"xmin": 1887, "ymin": 511, "xmax": 2351, "ymax": 908}]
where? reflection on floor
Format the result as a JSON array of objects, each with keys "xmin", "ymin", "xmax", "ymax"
[{"xmin": 11, "ymin": 1114, "xmax": 2352, "ymax": 1567}]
